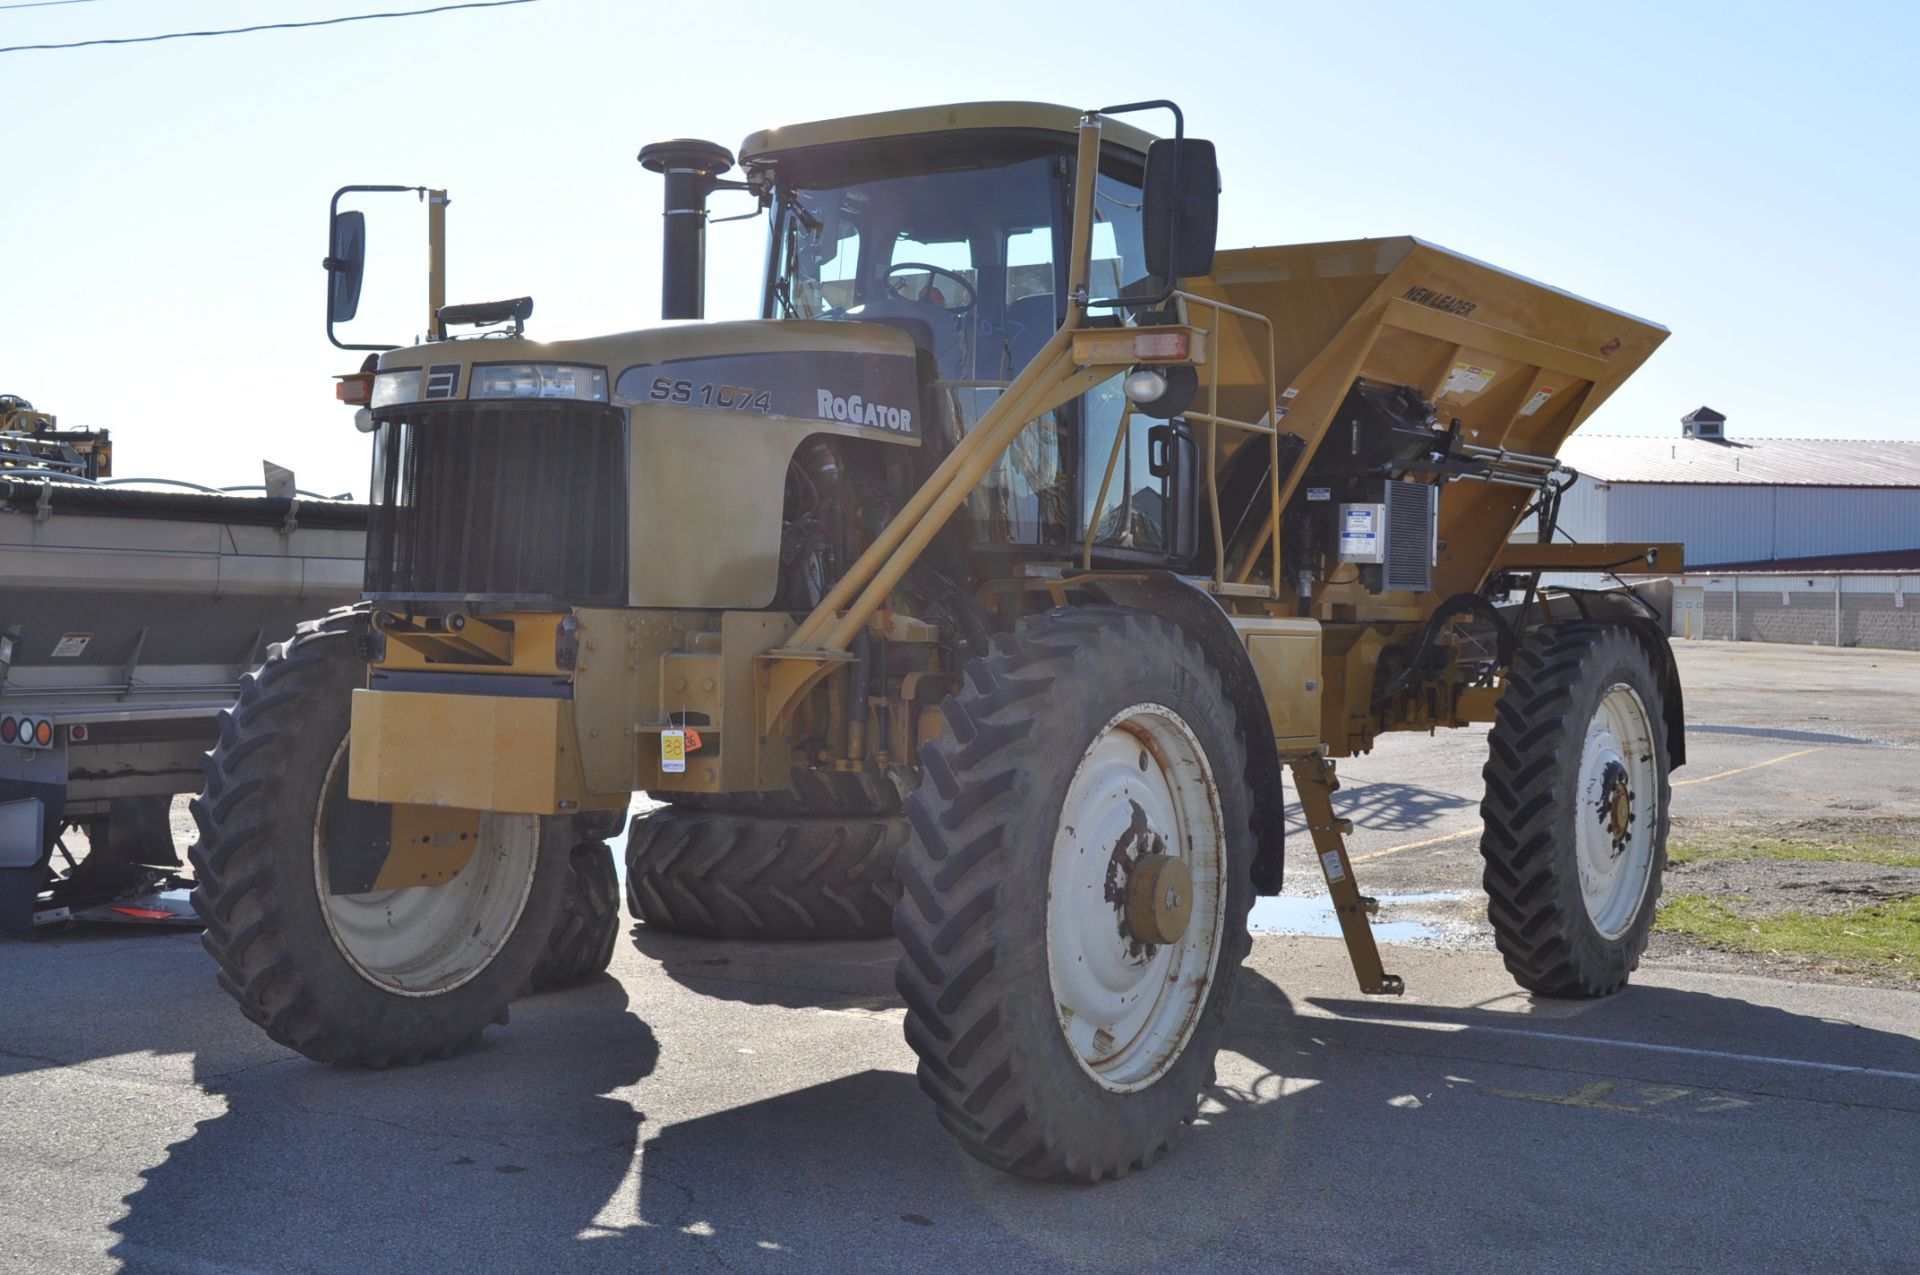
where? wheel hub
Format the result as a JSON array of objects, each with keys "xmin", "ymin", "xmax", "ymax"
[
  {"xmin": 1046, "ymin": 704, "xmax": 1228, "ymax": 1092},
  {"xmin": 1574, "ymin": 683, "xmax": 1660, "ymax": 940},
  {"xmin": 1596, "ymin": 758, "xmax": 1634, "ymax": 855},
  {"xmin": 1123, "ymin": 853, "xmax": 1194, "ymax": 946}
]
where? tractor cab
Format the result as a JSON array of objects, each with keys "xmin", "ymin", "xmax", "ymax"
[{"xmin": 740, "ymin": 104, "xmax": 1197, "ymax": 564}]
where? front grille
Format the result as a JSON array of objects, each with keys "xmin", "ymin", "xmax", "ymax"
[{"xmin": 365, "ymin": 402, "xmax": 628, "ymax": 605}]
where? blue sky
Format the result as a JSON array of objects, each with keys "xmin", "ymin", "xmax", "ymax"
[{"xmin": 3, "ymin": 0, "xmax": 1915, "ymax": 496}]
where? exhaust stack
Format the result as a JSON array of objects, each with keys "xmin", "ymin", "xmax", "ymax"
[{"xmin": 637, "ymin": 139, "xmax": 735, "ymax": 321}]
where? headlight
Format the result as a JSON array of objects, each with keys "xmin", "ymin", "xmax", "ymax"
[
  {"xmin": 470, "ymin": 364, "xmax": 608, "ymax": 402},
  {"xmin": 370, "ymin": 369, "xmax": 423, "ymax": 409}
]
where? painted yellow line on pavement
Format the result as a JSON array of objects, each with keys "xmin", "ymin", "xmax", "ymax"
[
  {"xmin": 1338, "ymin": 745, "xmax": 1820, "ymax": 866},
  {"xmin": 1673, "ymin": 746, "xmax": 1820, "ymax": 787},
  {"xmin": 1352, "ymin": 827, "xmax": 1480, "ymax": 863}
]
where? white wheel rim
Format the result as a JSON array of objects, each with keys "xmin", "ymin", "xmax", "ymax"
[
  {"xmin": 1575, "ymin": 683, "xmax": 1658, "ymax": 940},
  {"xmin": 1046, "ymin": 704, "xmax": 1226, "ymax": 1093},
  {"xmin": 313, "ymin": 740, "xmax": 539, "ymax": 996}
]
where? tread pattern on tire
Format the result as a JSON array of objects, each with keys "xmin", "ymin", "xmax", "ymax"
[
  {"xmin": 528, "ymin": 840, "xmax": 620, "ymax": 991},
  {"xmin": 659, "ymin": 767, "xmax": 910, "ymax": 816},
  {"xmin": 624, "ymin": 806, "xmax": 903, "ymax": 940},
  {"xmin": 1478, "ymin": 620, "xmax": 1669, "ymax": 998},
  {"xmin": 894, "ymin": 606, "xmax": 1256, "ymax": 1182},
  {"xmin": 190, "ymin": 610, "xmax": 564, "ymax": 1066}
]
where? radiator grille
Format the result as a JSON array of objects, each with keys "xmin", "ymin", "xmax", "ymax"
[
  {"xmin": 365, "ymin": 402, "xmax": 628, "ymax": 605},
  {"xmin": 1381, "ymin": 480, "xmax": 1436, "ymax": 593}
]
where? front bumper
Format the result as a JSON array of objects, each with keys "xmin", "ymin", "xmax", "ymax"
[{"xmin": 347, "ymin": 689, "xmax": 624, "ymax": 815}]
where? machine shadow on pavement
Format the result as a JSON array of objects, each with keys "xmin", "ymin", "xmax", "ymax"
[
  {"xmin": 1280, "ymin": 780, "xmax": 1480, "ymax": 836},
  {"xmin": 7, "ymin": 926, "xmax": 1915, "ymax": 1271},
  {"xmin": 604, "ymin": 929, "xmax": 1920, "ymax": 1271}
]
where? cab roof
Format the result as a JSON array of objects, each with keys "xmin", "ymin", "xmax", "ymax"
[{"xmin": 738, "ymin": 101, "xmax": 1158, "ymax": 168}]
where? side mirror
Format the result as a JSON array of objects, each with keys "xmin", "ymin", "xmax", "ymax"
[
  {"xmin": 326, "ymin": 209, "xmax": 367, "ymax": 323},
  {"xmin": 1142, "ymin": 137, "xmax": 1219, "ymax": 283}
]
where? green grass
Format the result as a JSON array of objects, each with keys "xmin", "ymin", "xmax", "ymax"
[
  {"xmin": 1657, "ymin": 893, "xmax": 1920, "ymax": 979},
  {"xmin": 1667, "ymin": 835, "xmax": 1920, "ymax": 870}
]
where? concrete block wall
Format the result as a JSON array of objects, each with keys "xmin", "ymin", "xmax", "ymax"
[{"xmin": 1691, "ymin": 577, "xmax": 1917, "ymax": 651}]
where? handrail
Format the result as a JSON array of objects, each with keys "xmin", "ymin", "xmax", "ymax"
[{"xmin": 1172, "ymin": 290, "xmax": 1280, "ymax": 595}]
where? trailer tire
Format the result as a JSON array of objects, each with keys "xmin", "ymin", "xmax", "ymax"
[
  {"xmin": 896, "ymin": 606, "xmax": 1255, "ymax": 1181},
  {"xmin": 189, "ymin": 613, "xmax": 569, "ymax": 1066},
  {"xmin": 1479, "ymin": 620, "xmax": 1671, "ymax": 998},
  {"xmin": 624, "ymin": 806, "xmax": 903, "ymax": 940},
  {"xmin": 528, "ymin": 839, "xmax": 621, "ymax": 990}
]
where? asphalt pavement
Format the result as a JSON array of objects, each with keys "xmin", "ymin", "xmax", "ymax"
[{"xmin": 6, "ymin": 639, "xmax": 1919, "ymax": 1273}]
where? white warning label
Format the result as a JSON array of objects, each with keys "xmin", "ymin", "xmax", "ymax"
[
  {"xmin": 51, "ymin": 633, "xmax": 91, "ymax": 658},
  {"xmin": 1519, "ymin": 387, "xmax": 1558, "ymax": 417},
  {"xmin": 1320, "ymin": 850, "xmax": 1347, "ymax": 883},
  {"xmin": 1441, "ymin": 362, "xmax": 1496, "ymax": 397}
]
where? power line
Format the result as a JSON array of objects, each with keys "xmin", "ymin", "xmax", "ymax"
[
  {"xmin": 0, "ymin": 0, "xmax": 539, "ymax": 52},
  {"xmin": 0, "ymin": 0, "xmax": 103, "ymax": 11}
]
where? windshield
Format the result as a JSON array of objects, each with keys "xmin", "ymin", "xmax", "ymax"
[
  {"xmin": 766, "ymin": 145, "xmax": 1152, "ymax": 551},
  {"xmin": 770, "ymin": 155, "xmax": 1062, "ymax": 382}
]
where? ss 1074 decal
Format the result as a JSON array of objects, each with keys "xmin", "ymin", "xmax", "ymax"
[{"xmin": 615, "ymin": 350, "xmax": 920, "ymax": 439}]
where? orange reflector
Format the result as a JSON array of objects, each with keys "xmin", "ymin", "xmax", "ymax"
[
  {"xmin": 110, "ymin": 907, "xmax": 176, "ymax": 920},
  {"xmin": 34, "ymin": 719, "xmax": 53, "ymax": 746},
  {"xmin": 1131, "ymin": 330, "xmax": 1191, "ymax": 360},
  {"xmin": 1069, "ymin": 325, "xmax": 1201, "ymax": 368},
  {"xmin": 335, "ymin": 373, "xmax": 374, "ymax": 405},
  {"xmin": 684, "ymin": 728, "xmax": 704, "ymax": 753}
]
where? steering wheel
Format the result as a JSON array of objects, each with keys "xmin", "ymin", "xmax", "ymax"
[{"xmin": 886, "ymin": 261, "xmax": 977, "ymax": 313}]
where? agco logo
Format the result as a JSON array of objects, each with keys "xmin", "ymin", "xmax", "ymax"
[{"xmin": 816, "ymin": 389, "xmax": 913, "ymax": 433}]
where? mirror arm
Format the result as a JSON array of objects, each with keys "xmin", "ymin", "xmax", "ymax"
[
  {"xmin": 326, "ymin": 183, "xmax": 426, "ymax": 352},
  {"xmin": 1086, "ymin": 100, "xmax": 1186, "ymax": 311}
]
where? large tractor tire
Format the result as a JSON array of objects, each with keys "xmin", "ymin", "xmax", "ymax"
[
  {"xmin": 190, "ymin": 613, "xmax": 570, "ymax": 1066},
  {"xmin": 625, "ymin": 806, "xmax": 902, "ymax": 937},
  {"xmin": 527, "ymin": 839, "xmax": 621, "ymax": 991},
  {"xmin": 624, "ymin": 806, "xmax": 904, "ymax": 940},
  {"xmin": 1479, "ymin": 620, "xmax": 1672, "ymax": 998},
  {"xmin": 661, "ymin": 767, "xmax": 910, "ymax": 815},
  {"xmin": 896, "ymin": 606, "xmax": 1256, "ymax": 1182}
]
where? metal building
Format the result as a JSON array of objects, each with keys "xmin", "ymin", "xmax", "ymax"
[{"xmin": 1547, "ymin": 408, "xmax": 1920, "ymax": 649}]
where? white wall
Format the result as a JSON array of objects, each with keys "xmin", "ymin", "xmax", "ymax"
[{"xmin": 1606, "ymin": 484, "xmax": 1920, "ymax": 564}]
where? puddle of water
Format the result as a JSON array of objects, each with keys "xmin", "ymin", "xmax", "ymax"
[{"xmin": 1248, "ymin": 891, "xmax": 1465, "ymax": 942}]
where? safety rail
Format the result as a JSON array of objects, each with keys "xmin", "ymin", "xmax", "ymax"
[{"xmin": 1078, "ymin": 291, "xmax": 1281, "ymax": 594}]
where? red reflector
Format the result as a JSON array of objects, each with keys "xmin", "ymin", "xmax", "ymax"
[
  {"xmin": 1132, "ymin": 331, "xmax": 1190, "ymax": 361},
  {"xmin": 335, "ymin": 373, "xmax": 374, "ymax": 406},
  {"xmin": 69, "ymin": 723, "xmax": 88, "ymax": 742},
  {"xmin": 110, "ymin": 907, "xmax": 175, "ymax": 920},
  {"xmin": 0, "ymin": 717, "xmax": 15, "ymax": 744},
  {"xmin": 34, "ymin": 719, "xmax": 53, "ymax": 746}
]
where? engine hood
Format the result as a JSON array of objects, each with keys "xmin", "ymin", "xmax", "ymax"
[{"xmin": 375, "ymin": 318, "xmax": 924, "ymax": 440}]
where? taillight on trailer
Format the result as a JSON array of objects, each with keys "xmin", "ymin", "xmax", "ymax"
[{"xmin": 3, "ymin": 716, "xmax": 56, "ymax": 749}]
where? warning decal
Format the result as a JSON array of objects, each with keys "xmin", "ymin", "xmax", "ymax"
[
  {"xmin": 1519, "ymin": 387, "xmax": 1558, "ymax": 417},
  {"xmin": 1441, "ymin": 362, "xmax": 1496, "ymax": 397},
  {"xmin": 51, "ymin": 633, "xmax": 91, "ymax": 658}
]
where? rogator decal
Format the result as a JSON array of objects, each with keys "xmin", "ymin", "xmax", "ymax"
[
  {"xmin": 1402, "ymin": 285, "xmax": 1477, "ymax": 318},
  {"xmin": 615, "ymin": 351, "xmax": 920, "ymax": 440},
  {"xmin": 816, "ymin": 389, "xmax": 911, "ymax": 434}
]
